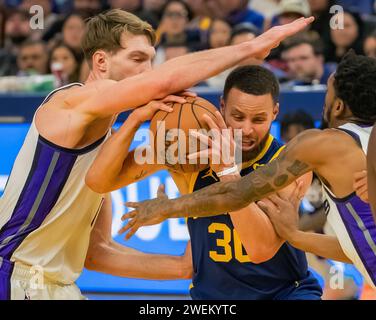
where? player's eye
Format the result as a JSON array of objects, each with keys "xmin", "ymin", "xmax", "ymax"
[
  {"xmin": 253, "ymin": 118, "xmax": 266, "ymax": 123},
  {"xmin": 232, "ymin": 114, "xmax": 244, "ymax": 121}
]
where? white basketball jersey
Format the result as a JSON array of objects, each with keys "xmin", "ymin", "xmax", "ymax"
[
  {"xmin": 322, "ymin": 123, "xmax": 376, "ymax": 288},
  {"xmin": 0, "ymin": 83, "xmax": 110, "ymax": 284}
]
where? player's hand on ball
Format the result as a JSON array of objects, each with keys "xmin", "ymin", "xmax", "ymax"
[
  {"xmin": 353, "ymin": 170, "xmax": 369, "ymax": 203},
  {"xmin": 132, "ymin": 92, "xmax": 196, "ymax": 123},
  {"xmin": 119, "ymin": 184, "xmax": 169, "ymax": 240},
  {"xmin": 257, "ymin": 181, "xmax": 304, "ymax": 241},
  {"xmin": 187, "ymin": 111, "xmax": 236, "ymax": 173}
]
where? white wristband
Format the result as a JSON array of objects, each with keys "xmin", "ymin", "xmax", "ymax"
[{"xmin": 216, "ymin": 165, "xmax": 239, "ymax": 177}]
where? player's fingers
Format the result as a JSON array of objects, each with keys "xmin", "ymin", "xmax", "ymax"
[
  {"xmin": 355, "ymin": 184, "xmax": 368, "ymax": 197},
  {"xmin": 125, "ymin": 226, "xmax": 139, "ymax": 240},
  {"xmin": 202, "ymin": 113, "xmax": 221, "ymax": 132},
  {"xmin": 187, "ymin": 148, "xmax": 212, "ymax": 161},
  {"xmin": 157, "ymin": 184, "xmax": 168, "ymax": 199},
  {"xmin": 282, "ymin": 17, "xmax": 314, "ymax": 38},
  {"xmin": 290, "ymin": 181, "xmax": 304, "ymax": 207},
  {"xmin": 354, "ymin": 170, "xmax": 367, "ymax": 181},
  {"xmin": 121, "ymin": 209, "xmax": 137, "ymax": 221},
  {"xmin": 179, "ymin": 91, "xmax": 197, "ymax": 98},
  {"xmin": 162, "ymin": 95, "xmax": 187, "ymax": 104},
  {"xmin": 214, "ymin": 111, "xmax": 227, "ymax": 130},
  {"xmin": 359, "ymin": 192, "xmax": 369, "ymax": 203},
  {"xmin": 118, "ymin": 218, "xmax": 136, "ymax": 234},
  {"xmin": 189, "ymin": 130, "xmax": 213, "ymax": 147},
  {"xmin": 156, "ymin": 102, "xmax": 173, "ymax": 113},
  {"xmin": 257, "ymin": 200, "xmax": 278, "ymax": 216},
  {"xmin": 125, "ymin": 202, "xmax": 140, "ymax": 209},
  {"xmin": 353, "ymin": 178, "xmax": 366, "ymax": 190},
  {"xmin": 266, "ymin": 193, "xmax": 286, "ymax": 207}
]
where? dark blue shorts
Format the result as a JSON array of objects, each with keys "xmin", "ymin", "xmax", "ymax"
[{"xmin": 273, "ymin": 271, "xmax": 323, "ymax": 300}]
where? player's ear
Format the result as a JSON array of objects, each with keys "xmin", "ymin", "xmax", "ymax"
[
  {"xmin": 92, "ymin": 50, "xmax": 108, "ymax": 74},
  {"xmin": 272, "ymin": 102, "xmax": 279, "ymax": 121},
  {"xmin": 220, "ymin": 96, "xmax": 225, "ymax": 117},
  {"xmin": 333, "ymin": 97, "xmax": 346, "ymax": 117}
]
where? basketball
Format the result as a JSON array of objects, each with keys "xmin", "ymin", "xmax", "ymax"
[{"xmin": 149, "ymin": 96, "xmax": 218, "ymax": 173}]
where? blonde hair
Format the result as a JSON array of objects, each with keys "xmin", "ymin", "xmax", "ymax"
[{"xmin": 82, "ymin": 9, "xmax": 156, "ymax": 66}]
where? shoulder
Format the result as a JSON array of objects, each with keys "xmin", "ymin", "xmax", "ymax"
[
  {"xmin": 47, "ymin": 79, "xmax": 117, "ymax": 111},
  {"xmin": 282, "ymin": 128, "xmax": 358, "ymax": 165}
]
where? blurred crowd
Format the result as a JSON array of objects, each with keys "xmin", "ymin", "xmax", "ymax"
[{"xmin": 0, "ymin": 0, "xmax": 375, "ymax": 89}]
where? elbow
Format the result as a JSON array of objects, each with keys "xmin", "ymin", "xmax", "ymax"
[
  {"xmin": 84, "ymin": 240, "xmax": 108, "ymax": 271},
  {"xmin": 85, "ymin": 171, "xmax": 113, "ymax": 194}
]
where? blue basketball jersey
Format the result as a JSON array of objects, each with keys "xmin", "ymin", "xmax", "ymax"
[{"xmin": 187, "ymin": 135, "xmax": 322, "ymax": 300}]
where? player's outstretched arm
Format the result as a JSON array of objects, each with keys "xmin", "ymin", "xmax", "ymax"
[
  {"xmin": 120, "ymin": 129, "xmax": 329, "ymax": 239},
  {"xmin": 79, "ymin": 17, "xmax": 314, "ymax": 118},
  {"xmin": 85, "ymin": 194, "xmax": 193, "ymax": 279},
  {"xmin": 367, "ymin": 125, "xmax": 376, "ymax": 222}
]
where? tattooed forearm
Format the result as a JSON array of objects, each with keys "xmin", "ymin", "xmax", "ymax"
[
  {"xmin": 161, "ymin": 149, "xmax": 313, "ymax": 219},
  {"xmin": 134, "ymin": 170, "xmax": 147, "ymax": 181},
  {"xmin": 131, "ymin": 129, "xmax": 324, "ymax": 223},
  {"xmin": 287, "ymin": 160, "xmax": 309, "ymax": 176}
]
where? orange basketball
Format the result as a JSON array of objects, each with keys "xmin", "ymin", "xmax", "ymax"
[{"xmin": 149, "ymin": 96, "xmax": 218, "ymax": 173}]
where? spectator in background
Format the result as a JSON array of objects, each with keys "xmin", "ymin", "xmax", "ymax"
[
  {"xmin": 230, "ymin": 21, "xmax": 259, "ymax": 45},
  {"xmin": 308, "ymin": 0, "xmax": 334, "ymax": 50},
  {"xmin": 208, "ymin": 18, "xmax": 232, "ymax": 49},
  {"xmin": 61, "ymin": 12, "xmax": 86, "ymax": 55},
  {"xmin": 280, "ymin": 110, "xmax": 315, "ymax": 143},
  {"xmin": 274, "ymin": 0, "xmax": 311, "ymax": 26},
  {"xmin": 143, "ymin": 0, "xmax": 167, "ymax": 21},
  {"xmin": 49, "ymin": 42, "xmax": 81, "ymax": 85},
  {"xmin": 163, "ymin": 39, "xmax": 189, "ymax": 61},
  {"xmin": 185, "ymin": 0, "xmax": 211, "ymax": 31},
  {"xmin": 73, "ymin": 0, "xmax": 104, "ymax": 16},
  {"xmin": 266, "ymin": 0, "xmax": 312, "ymax": 74},
  {"xmin": 204, "ymin": 0, "xmax": 264, "ymax": 30},
  {"xmin": 364, "ymin": 30, "xmax": 376, "ymax": 58},
  {"xmin": 0, "ymin": 5, "xmax": 5, "ymax": 48},
  {"xmin": 204, "ymin": 19, "xmax": 232, "ymax": 88},
  {"xmin": 16, "ymin": 39, "xmax": 48, "ymax": 76},
  {"xmin": 281, "ymin": 35, "xmax": 336, "ymax": 87},
  {"xmin": 108, "ymin": 0, "xmax": 159, "ymax": 28},
  {"xmin": 156, "ymin": 0, "xmax": 201, "ymax": 50},
  {"xmin": 336, "ymin": 0, "xmax": 375, "ymax": 15},
  {"xmin": 249, "ymin": 0, "xmax": 282, "ymax": 20},
  {"xmin": 326, "ymin": 10, "xmax": 365, "ymax": 63},
  {"xmin": 0, "ymin": 8, "xmax": 30, "ymax": 76}
]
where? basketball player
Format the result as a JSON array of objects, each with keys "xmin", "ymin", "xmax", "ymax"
[
  {"xmin": 0, "ymin": 8, "xmax": 314, "ymax": 299},
  {"xmin": 122, "ymin": 52, "xmax": 376, "ymax": 288},
  {"xmin": 87, "ymin": 65, "xmax": 322, "ymax": 299},
  {"xmin": 367, "ymin": 125, "xmax": 376, "ymax": 221}
]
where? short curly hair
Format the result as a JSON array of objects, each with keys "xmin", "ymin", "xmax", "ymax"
[{"xmin": 334, "ymin": 51, "xmax": 376, "ymax": 123}]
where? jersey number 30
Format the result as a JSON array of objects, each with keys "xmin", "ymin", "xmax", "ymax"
[{"xmin": 208, "ymin": 223, "xmax": 251, "ymax": 263}]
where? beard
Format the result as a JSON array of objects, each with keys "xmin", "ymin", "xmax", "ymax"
[{"xmin": 235, "ymin": 130, "xmax": 271, "ymax": 164}]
